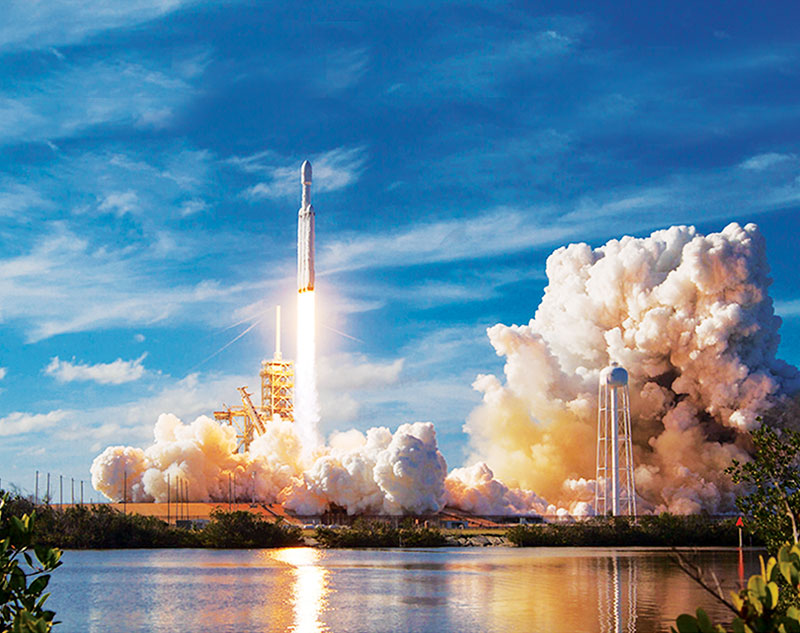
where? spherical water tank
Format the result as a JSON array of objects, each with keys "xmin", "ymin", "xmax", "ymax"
[{"xmin": 600, "ymin": 363, "xmax": 628, "ymax": 387}]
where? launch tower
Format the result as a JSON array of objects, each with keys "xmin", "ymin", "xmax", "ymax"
[
  {"xmin": 214, "ymin": 307, "xmax": 294, "ymax": 452},
  {"xmin": 595, "ymin": 363, "xmax": 637, "ymax": 516},
  {"xmin": 260, "ymin": 305, "xmax": 294, "ymax": 422}
]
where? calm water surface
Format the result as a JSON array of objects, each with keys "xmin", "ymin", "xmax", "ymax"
[{"xmin": 48, "ymin": 547, "xmax": 759, "ymax": 633}]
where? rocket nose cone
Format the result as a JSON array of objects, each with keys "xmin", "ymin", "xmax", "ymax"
[{"xmin": 301, "ymin": 160, "xmax": 312, "ymax": 184}]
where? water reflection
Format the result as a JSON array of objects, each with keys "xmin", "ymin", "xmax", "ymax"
[
  {"xmin": 598, "ymin": 556, "xmax": 637, "ymax": 633},
  {"xmin": 49, "ymin": 548, "xmax": 758, "ymax": 633},
  {"xmin": 270, "ymin": 548, "xmax": 330, "ymax": 633}
]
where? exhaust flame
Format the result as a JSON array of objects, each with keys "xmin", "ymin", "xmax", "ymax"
[{"xmin": 295, "ymin": 290, "xmax": 321, "ymax": 454}]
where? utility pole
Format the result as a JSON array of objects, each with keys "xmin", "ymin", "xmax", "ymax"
[
  {"xmin": 71, "ymin": 478, "xmax": 74, "ymax": 505},
  {"xmin": 46, "ymin": 473, "xmax": 50, "ymax": 504},
  {"xmin": 123, "ymin": 468, "xmax": 127, "ymax": 514},
  {"xmin": 35, "ymin": 470, "xmax": 39, "ymax": 505},
  {"xmin": 60, "ymin": 475, "xmax": 63, "ymax": 509},
  {"xmin": 80, "ymin": 480, "xmax": 84, "ymax": 505}
]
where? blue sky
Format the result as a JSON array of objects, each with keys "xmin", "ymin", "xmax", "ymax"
[{"xmin": 1, "ymin": 0, "xmax": 800, "ymax": 497}]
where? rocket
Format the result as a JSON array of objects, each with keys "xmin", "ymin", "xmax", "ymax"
[{"xmin": 297, "ymin": 160, "xmax": 315, "ymax": 293}]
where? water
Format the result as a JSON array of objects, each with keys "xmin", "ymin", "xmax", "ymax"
[{"xmin": 47, "ymin": 547, "xmax": 759, "ymax": 633}]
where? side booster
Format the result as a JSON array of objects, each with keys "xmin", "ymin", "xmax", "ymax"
[{"xmin": 297, "ymin": 160, "xmax": 315, "ymax": 293}]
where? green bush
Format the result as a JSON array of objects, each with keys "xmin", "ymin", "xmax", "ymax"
[
  {"xmin": 201, "ymin": 510, "xmax": 303, "ymax": 548},
  {"xmin": 1, "ymin": 494, "xmax": 62, "ymax": 633},
  {"xmin": 727, "ymin": 425, "xmax": 800, "ymax": 554},
  {"xmin": 506, "ymin": 515, "xmax": 741, "ymax": 547},
  {"xmin": 0, "ymin": 492, "xmax": 302, "ymax": 550},
  {"xmin": 315, "ymin": 519, "xmax": 447, "ymax": 548}
]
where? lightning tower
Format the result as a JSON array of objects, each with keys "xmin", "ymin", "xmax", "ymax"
[{"xmin": 595, "ymin": 363, "xmax": 637, "ymax": 516}]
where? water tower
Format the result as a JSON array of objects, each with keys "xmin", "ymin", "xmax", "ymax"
[{"xmin": 595, "ymin": 363, "xmax": 637, "ymax": 516}]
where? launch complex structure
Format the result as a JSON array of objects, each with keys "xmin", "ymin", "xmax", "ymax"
[
  {"xmin": 213, "ymin": 306, "xmax": 294, "ymax": 452},
  {"xmin": 214, "ymin": 161, "xmax": 317, "ymax": 452}
]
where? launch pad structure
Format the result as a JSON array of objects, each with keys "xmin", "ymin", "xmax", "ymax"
[{"xmin": 214, "ymin": 306, "xmax": 294, "ymax": 452}]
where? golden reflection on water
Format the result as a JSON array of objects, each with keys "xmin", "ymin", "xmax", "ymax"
[
  {"xmin": 269, "ymin": 547, "xmax": 330, "ymax": 633},
  {"xmin": 57, "ymin": 548, "xmax": 758, "ymax": 633}
]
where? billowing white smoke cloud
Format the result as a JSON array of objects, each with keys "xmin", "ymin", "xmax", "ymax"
[
  {"xmin": 465, "ymin": 222, "xmax": 800, "ymax": 514},
  {"xmin": 92, "ymin": 222, "xmax": 799, "ymax": 518},
  {"xmin": 444, "ymin": 462, "xmax": 549, "ymax": 515},
  {"xmin": 91, "ymin": 415, "xmax": 453, "ymax": 516}
]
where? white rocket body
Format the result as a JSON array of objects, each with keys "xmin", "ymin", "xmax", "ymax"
[{"xmin": 298, "ymin": 160, "xmax": 315, "ymax": 293}]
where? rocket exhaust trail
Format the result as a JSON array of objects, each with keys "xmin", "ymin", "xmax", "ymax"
[{"xmin": 295, "ymin": 160, "xmax": 320, "ymax": 453}]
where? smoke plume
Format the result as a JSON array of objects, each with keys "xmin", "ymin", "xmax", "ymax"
[
  {"xmin": 91, "ymin": 415, "xmax": 455, "ymax": 515},
  {"xmin": 92, "ymin": 222, "xmax": 799, "ymax": 516},
  {"xmin": 465, "ymin": 222, "xmax": 799, "ymax": 513}
]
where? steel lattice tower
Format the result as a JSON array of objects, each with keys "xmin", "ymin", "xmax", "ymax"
[
  {"xmin": 261, "ymin": 305, "xmax": 294, "ymax": 423},
  {"xmin": 595, "ymin": 363, "xmax": 637, "ymax": 516},
  {"xmin": 213, "ymin": 306, "xmax": 294, "ymax": 453}
]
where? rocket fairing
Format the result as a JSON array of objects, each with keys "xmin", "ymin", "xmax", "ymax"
[{"xmin": 297, "ymin": 160, "xmax": 315, "ymax": 293}]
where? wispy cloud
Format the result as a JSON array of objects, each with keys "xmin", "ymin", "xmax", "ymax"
[
  {"xmin": 0, "ymin": 227, "xmax": 266, "ymax": 342},
  {"xmin": 317, "ymin": 354, "xmax": 404, "ymax": 424},
  {"xmin": 775, "ymin": 299, "xmax": 800, "ymax": 319},
  {"xmin": 406, "ymin": 19, "xmax": 587, "ymax": 98},
  {"xmin": 53, "ymin": 371, "xmax": 254, "ymax": 450},
  {"xmin": 237, "ymin": 146, "xmax": 368, "ymax": 200},
  {"xmin": 0, "ymin": 1, "xmax": 208, "ymax": 51},
  {"xmin": 45, "ymin": 354, "xmax": 147, "ymax": 385},
  {"xmin": 0, "ymin": 57, "xmax": 199, "ymax": 145},
  {"xmin": 0, "ymin": 182, "xmax": 51, "ymax": 218},
  {"xmin": 318, "ymin": 354, "xmax": 404, "ymax": 391},
  {"xmin": 318, "ymin": 148, "xmax": 800, "ymax": 275},
  {"xmin": 0, "ymin": 367, "xmax": 6, "ymax": 381},
  {"xmin": 317, "ymin": 48, "xmax": 370, "ymax": 94},
  {"xmin": 0, "ymin": 410, "xmax": 68, "ymax": 437},
  {"xmin": 739, "ymin": 152, "xmax": 797, "ymax": 171},
  {"xmin": 97, "ymin": 191, "xmax": 139, "ymax": 217},
  {"xmin": 319, "ymin": 206, "xmax": 572, "ymax": 273}
]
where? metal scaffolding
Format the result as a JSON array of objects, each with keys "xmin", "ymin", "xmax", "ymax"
[{"xmin": 214, "ymin": 306, "xmax": 294, "ymax": 452}]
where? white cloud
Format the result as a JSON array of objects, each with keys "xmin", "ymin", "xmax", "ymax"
[
  {"xmin": 775, "ymin": 299, "xmax": 800, "ymax": 319},
  {"xmin": 179, "ymin": 199, "xmax": 207, "ymax": 217},
  {"xmin": 0, "ymin": 1, "xmax": 207, "ymax": 51},
  {"xmin": 45, "ymin": 354, "xmax": 148, "ymax": 385},
  {"xmin": 318, "ymin": 355, "xmax": 404, "ymax": 391},
  {"xmin": 98, "ymin": 190, "xmax": 139, "ymax": 216},
  {"xmin": 739, "ymin": 152, "xmax": 796, "ymax": 171},
  {"xmin": 0, "ymin": 225, "xmax": 269, "ymax": 342},
  {"xmin": 316, "ymin": 148, "xmax": 800, "ymax": 275},
  {"xmin": 0, "ymin": 410, "xmax": 68, "ymax": 437},
  {"xmin": 318, "ymin": 48, "xmax": 369, "ymax": 94},
  {"xmin": 319, "ymin": 206, "xmax": 573, "ymax": 273},
  {"xmin": 54, "ymin": 371, "xmax": 254, "ymax": 446},
  {"xmin": 0, "ymin": 182, "xmax": 51, "ymax": 217},
  {"xmin": 0, "ymin": 58, "xmax": 198, "ymax": 145},
  {"xmin": 413, "ymin": 21, "xmax": 587, "ymax": 97},
  {"xmin": 315, "ymin": 354, "xmax": 404, "ymax": 425},
  {"xmin": 0, "ymin": 367, "xmax": 6, "ymax": 380},
  {"xmin": 239, "ymin": 146, "xmax": 367, "ymax": 200}
]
